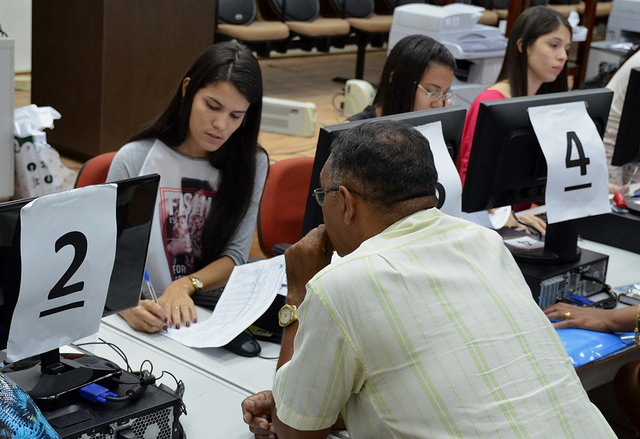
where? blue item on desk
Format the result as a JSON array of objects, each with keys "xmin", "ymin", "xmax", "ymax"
[
  {"xmin": 556, "ymin": 328, "xmax": 635, "ymax": 368},
  {"xmin": 0, "ymin": 372, "xmax": 61, "ymax": 438}
]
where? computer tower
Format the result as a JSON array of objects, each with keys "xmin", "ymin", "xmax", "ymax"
[
  {"xmin": 42, "ymin": 370, "xmax": 183, "ymax": 439},
  {"xmin": 518, "ymin": 248, "xmax": 609, "ymax": 309}
]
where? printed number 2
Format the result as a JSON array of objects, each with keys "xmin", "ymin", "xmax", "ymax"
[
  {"xmin": 40, "ymin": 231, "xmax": 87, "ymax": 318},
  {"xmin": 563, "ymin": 131, "xmax": 592, "ymax": 192}
]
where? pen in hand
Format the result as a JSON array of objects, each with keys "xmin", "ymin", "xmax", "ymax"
[{"xmin": 144, "ymin": 270, "xmax": 168, "ymax": 333}]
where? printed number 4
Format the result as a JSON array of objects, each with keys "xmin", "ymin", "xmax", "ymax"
[{"xmin": 565, "ymin": 131, "xmax": 590, "ymax": 175}]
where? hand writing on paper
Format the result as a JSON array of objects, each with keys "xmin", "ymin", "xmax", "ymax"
[{"xmin": 119, "ymin": 300, "xmax": 168, "ymax": 333}]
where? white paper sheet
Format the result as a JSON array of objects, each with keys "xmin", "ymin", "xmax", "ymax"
[
  {"xmin": 165, "ymin": 255, "xmax": 286, "ymax": 348},
  {"xmin": 528, "ymin": 101, "xmax": 610, "ymax": 224},
  {"xmin": 8, "ymin": 185, "xmax": 117, "ymax": 362}
]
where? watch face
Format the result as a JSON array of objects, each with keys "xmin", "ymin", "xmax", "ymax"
[
  {"xmin": 280, "ymin": 307, "xmax": 292, "ymax": 322},
  {"xmin": 279, "ymin": 305, "xmax": 296, "ymax": 326},
  {"xmin": 194, "ymin": 278, "xmax": 203, "ymax": 288}
]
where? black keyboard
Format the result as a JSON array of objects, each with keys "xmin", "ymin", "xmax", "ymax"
[{"xmin": 191, "ymin": 288, "xmax": 224, "ymax": 310}]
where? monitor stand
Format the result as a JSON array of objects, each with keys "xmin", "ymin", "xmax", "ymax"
[
  {"xmin": 508, "ymin": 218, "xmax": 582, "ymax": 265},
  {"xmin": 1, "ymin": 348, "xmax": 122, "ymax": 410}
]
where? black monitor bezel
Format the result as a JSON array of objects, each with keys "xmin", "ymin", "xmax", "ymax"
[
  {"xmin": 301, "ymin": 106, "xmax": 467, "ymax": 237},
  {"xmin": 611, "ymin": 67, "xmax": 640, "ymax": 167},
  {"xmin": 462, "ymin": 88, "xmax": 614, "ymax": 213},
  {"xmin": 0, "ymin": 174, "xmax": 159, "ymax": 354}
]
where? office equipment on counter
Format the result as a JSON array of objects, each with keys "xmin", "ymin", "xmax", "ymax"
[
  {"xmin": 606, "ymin": 0, "xmax": 640, "ymax": 41},
  {"xmin": 41, "ymin": 368, "xmax": 184, "ymax": 439},
  {"xmin": 0, "ymin": 174, "xmax": 159, "ymax": 404},
  {"xmin": 388, "ymin": 3, "xmax": 506, "ymax": 107},
  {"xmin": 461, "ymin": 89, "xmax": 615, "ymax": 306}
]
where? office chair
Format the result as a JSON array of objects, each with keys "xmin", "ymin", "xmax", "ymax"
[
  {"xmin": 74, "ymin": 151, "xmax": 117, "ymax": 187},
  {"xmin": 257, "ymin": 156, "xmax": 314, "ymax": 258}
]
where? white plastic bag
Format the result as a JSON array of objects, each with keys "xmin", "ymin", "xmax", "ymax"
[{"xmin": 13, "ymin": 105, "xmax": 76, "ymax": 199}]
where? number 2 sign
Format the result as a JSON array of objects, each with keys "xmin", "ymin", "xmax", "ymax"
[
  {"xmin": 7, "ymin": 184, "xmax": 117, "ymax": 362},
  {"xmin": 528, "ymin": 101, "xmax": 610, "ymax": 224}
]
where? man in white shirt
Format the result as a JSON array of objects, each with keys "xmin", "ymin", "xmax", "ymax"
[{"xmin": 242, "ymin": 120, "xmax": 615, "ymax": 439}]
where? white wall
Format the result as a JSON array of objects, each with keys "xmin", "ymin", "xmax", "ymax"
[{"xmin": 0, "ymin": 0, "xmax": 31, "ymax": 72}]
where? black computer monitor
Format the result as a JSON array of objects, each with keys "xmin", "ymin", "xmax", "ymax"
[
  {"xmin": 611, "ymin": 67, "xmax": 640, "ymax": 167},
  {"xmin": 462, "ymin": 88, "xmax": 614, "ymax": 264},
  {"xmin": 301, "ymin": 106, "xmax": 467, "ymax": 237},
  {"xmin": 0, "ymin": 174, "xmax": 159, "ymax": 402}
]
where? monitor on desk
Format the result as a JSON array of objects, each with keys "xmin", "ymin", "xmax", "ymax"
[
  {"xmin": 0, "ymin": 174, "xmax": 159, "ymax": 403},
  {"xmin": 611, "ymin": 67, "xmax": 640, "ymax": 167},
  {"xmin": 301, "ymin": 106, "xmax": 467, "ymax": 236},
  {"xmin": 461, "ymin": 88, "xmax": 614, "ymax": 264}
]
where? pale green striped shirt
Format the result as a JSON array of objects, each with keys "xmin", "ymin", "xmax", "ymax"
[{"xmin": 273, "ymin": 209, "xmax": 615, "ymax": 438}]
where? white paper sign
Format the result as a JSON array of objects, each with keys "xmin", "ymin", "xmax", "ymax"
[
  {"xmin": 528, "ymin": 101, "xmax": 610, "ymax": 224},
  {"xmin": 416, "ymin": 121, "xmax": 462, "ymax": 217},
  {"xmin": 7, "ymin": 185, "xmax": 118, "ymax": 362}
]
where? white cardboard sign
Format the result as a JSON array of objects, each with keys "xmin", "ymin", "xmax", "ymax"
[
  {"xmin": 416, "ymin": 121, "xmax": 463, "ymax": 218},
  {"xmin": 7, "ymin": 185, "xmax": 118, "ymax": 361},
  {"xmin": 528, "ymin": 101, "xmax": 609, "ymax": 224}
]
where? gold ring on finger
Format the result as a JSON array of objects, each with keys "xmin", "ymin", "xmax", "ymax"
[{"xmin": 564, "ymin": 311, "xmax": 571, "ymax": 320}]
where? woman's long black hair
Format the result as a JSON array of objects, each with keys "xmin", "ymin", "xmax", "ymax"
[
  {"xmin": 497, "ymin": 6, "xmax": 571, "ymax": 97},
  {"xmin": 130, "ymin": 40, "xmax": 264, "ymax": 269},
  {"xmin": 374, "ymin": 34, "xmax": 456, "ymax": 115}
]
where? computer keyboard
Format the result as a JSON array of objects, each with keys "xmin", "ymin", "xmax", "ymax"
[{"xmin": 191, "ymin": 288, "xmax": 224, "ymax": 311}]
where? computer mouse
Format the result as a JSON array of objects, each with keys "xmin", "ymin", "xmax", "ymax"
[{"xmin": 223, "ymin": 331, "xmax": 262, "ymax": 357}]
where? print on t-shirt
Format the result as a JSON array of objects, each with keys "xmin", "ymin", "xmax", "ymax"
[{"xmin": 159, "ymin": 177, "xmax": 215, "ymax": 280}]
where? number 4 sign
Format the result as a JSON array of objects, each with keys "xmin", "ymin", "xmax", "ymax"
[
  {"xmin": 7, "ymin": 184, "xmax": 117, "ymax": 362},
  {"xmin": 528, "ymin": 101, "xmax": 610, "ymax": 224}
]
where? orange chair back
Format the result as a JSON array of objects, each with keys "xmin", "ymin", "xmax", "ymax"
[
  {"xmin": 258, "ymin": 156, "xmax": 314, "ymax": 258},
  {"xmin": 74, "ymin": 151, "xmax": 117, "ymax": 187}
]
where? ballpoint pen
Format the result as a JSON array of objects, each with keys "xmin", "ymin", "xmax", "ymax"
[
  {"xmin": 144, "ymin": 270, "xmax": 159, "ymax": 304},
  {"xmin": 144, "ymin": 270, "xmax": 168, "ymax": 332}
]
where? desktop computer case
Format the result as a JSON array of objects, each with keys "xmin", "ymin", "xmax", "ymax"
[{"xmin": 42, "ymin": 370, "xmax": 183, "ymax": 439}]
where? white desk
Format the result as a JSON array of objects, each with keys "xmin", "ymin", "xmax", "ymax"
[{"xmin": 101, "ymin": 310, "xmax": 279, "ymax": 395}]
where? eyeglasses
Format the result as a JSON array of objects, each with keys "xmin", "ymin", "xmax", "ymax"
[
  {"xmin": 415, "ymin": 83, "xmax": 455, "ymax": 105},
  {"xmin": 313, "ymin": 187, "xmax": 368, "ymax": 207}
]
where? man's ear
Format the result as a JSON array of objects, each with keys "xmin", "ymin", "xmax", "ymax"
[
  {"xmin": 339, "ymin": 186, "xmax": 356, "ymax": 225},
  {"xmin": 182, "ymin": 77, "xmax": 191, "ymax": 97}
]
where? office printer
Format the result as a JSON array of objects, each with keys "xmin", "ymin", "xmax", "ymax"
[
  {"xmin": 606, "ymin": 0, "xmax": 640, "ymax": 41},
  {"xmin": 388, "ymin": 3, "xmax": 507, "ymax": 107}
]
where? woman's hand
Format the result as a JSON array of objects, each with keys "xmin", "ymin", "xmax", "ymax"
[
  {"xmin": 158, "ymin": 277, "xmax": 198, "ymax": 329},
  {"xmin": 509, "ymin": 213, "xmax": 547, "ymax": 236},
  {"xmin": 119, "ymin": 300, "xmax": 168, "ymax": 333}
]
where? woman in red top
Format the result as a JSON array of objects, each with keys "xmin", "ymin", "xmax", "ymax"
[{"xmin": 456, "ymin": 6, "xmax": 571, "ymax": 232}]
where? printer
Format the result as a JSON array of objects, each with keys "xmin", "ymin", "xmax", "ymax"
[
  {"xmin": 606, "ymin": 0, "xmax": 640, "ymax": 41},
  {"xmin": 388, "ymin": 3, "xmax": 507, "ymax": 107}
]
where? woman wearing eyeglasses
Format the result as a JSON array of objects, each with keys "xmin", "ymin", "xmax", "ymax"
[{"xmin": 347, "ymin": 34, "xmax": 456, "ymax": 121}]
